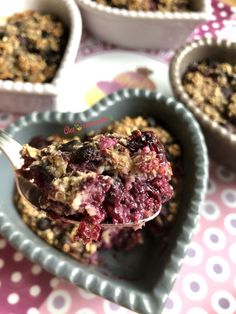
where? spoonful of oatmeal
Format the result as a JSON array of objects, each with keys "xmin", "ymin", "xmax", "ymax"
[{"xmin": 0, "ymin": 129, "xmax": 173, "ymax": 243}]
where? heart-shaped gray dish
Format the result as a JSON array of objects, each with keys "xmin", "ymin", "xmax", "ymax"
[{"xmin": 0, "ymin": 89, "xmax": 208, "ymax": 314}]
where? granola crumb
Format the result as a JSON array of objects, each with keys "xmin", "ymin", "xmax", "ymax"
[
  {"xmin": 0, "ymin": 10, "xmax": 67, "ymax": 83},
  {"xmin": 182, "ymin": 59, "xmax": 236, "ymax": 133},
  {"xmin": 94, "ymin": 0, "xmax": 190, "ymax": 11}
]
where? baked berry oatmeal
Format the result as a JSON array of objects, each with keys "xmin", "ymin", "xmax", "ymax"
[
  {"xmin": 182, "ymin": 59, "xmax": 236, "ymax": 134},
  {"xmin": 15, "ymin": 116, "xmax": 183, "ymax": 264},
  {"xmin": 0, "ymin": 11, "xmax": 67, "ymax": 83},
  {"xmin": 102, "ymin": 116, "xmax": 183, "ymax": 238},
  {"xmin": 94, "ymin": 0, "xmax": 190, "ymax": 12},
  {"xmin": 18, "ymin": 129, "xmax": 173, "ymax": 243}
]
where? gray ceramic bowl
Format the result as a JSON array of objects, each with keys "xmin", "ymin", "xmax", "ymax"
[
  {"xmin": 0, "ymin": 89, "xmax": 208, "ymax": 314},
  {"xmin": 170, "ymin": 38, "xmax": 236, "ymax": 172}
]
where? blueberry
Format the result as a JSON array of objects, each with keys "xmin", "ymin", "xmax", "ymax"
[
  {"xmin": 57, "ymin": 232, "xmax": 67, "ymax": 245},
  {"xmin": 60, "ymin": 140, "xmax": 80, "ymax": 152},
  {"xmin": 221, "ymin": 86, "xmax": 233, "ymax": 99},
  {"xmin": 17, "ymin": 35, "xmax": 30, "ymax": 48},
  {"xmin": 13, "ymin": 21, "xmax": 21, "ymax": 28},
  {"xmin": 30, "ymin": 165, "xmax": 54, "ymax": 189},
  {"xmin": 36, "ymin": 217, "xmax": 52, "ymax": 231},
  {"xmin": 205, "ymin": 59, "xmax": 218, "ymax": 68},
  {"xmin": 42, "ymin": 30, "xmax": 48, "ymax": 38},
  {"xmin": 211, "ymin": 72, "xmax": 221, "ymax": 80},
  {"xmin": 188, "ymin": 61, "xmax": 198, "ymax": 72},
  {"xmin": 102, "ymin": 170, "xmax": 114, "ymax": 176}
]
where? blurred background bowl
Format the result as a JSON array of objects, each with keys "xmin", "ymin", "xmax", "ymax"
[
  {"xmin": 170, "ymin": 38, "xmax": 236, "ymax": 171},
  {"xmin": 0, "ymin": 0, "xmax": 82, "ymax": 113},
  {"xmin": 76, "ymin": 0, "xmax": 211, "ymax": 50}
]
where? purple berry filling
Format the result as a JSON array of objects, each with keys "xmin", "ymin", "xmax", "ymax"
[{"xmin": 18, "ymin": 130, "xmax": 173, "ymax": 243}]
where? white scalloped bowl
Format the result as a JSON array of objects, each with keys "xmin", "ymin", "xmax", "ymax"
[
  {"xmin": 0, "ymin": 0, "xmax": 82, "ymax": 113},
  {"xmin": 76, "ymin": 0, "xmax": 211, "ymax": 49},
  {"xmin": 170, "ymin": 38, "xmax": 236, "ymax": 171}
]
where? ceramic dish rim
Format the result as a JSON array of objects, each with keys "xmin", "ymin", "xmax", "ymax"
[{"xmin": 76, "ymin": 0, "xmax": 211, "ymax": 19}]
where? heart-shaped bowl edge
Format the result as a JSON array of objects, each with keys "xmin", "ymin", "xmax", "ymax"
[{"xmin": 0, "ymin": 89, "xmax": 208, "ymax": 314}]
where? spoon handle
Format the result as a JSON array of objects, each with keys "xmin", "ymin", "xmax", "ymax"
[{"xmin": 0, "ymin": 130, "xmax": 23, "ymax": 169}]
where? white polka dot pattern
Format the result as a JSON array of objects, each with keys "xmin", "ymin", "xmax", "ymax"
[
  {"xmin": 162, "ymin": 291, "xmax": 182, "ymax": 314},
  {"xmin": 7, "ymin": 293, "xmax": 19, "ymax": 305},
  {"xmin": 50, "ymin": 278, "xmax": 60, "ymax": 289},
  {"xmin": 13, "ymin": 252, "xmax": 24, "ymax": 262},
  {"xmin": 184, "ymin": 242, "xmax": 203, "ymax": 266},
  {"xmin": 0, "ymin": 258, "xmax": 5, "ymax": 269},
  {"xmin": 224, "ymin": 213, "xmax": 236, "ymax": 235},
  {"xmin": 203, "ymin": 227, "xmax": 226, "ymax": 251},
  {"xmin": 46, "ymin": 290, "xmax": 72, "ymax": 314},
  {"xmin": 31, "ymin": 264, "xmax": 42, "ymax": 275},
  {"xmin": 211, "ymin": 291, "xmax": 236, "ymax": 314},
  {"xmin": 182, "ymin": 274, "xmax": 208, "ymax": 301},
  {"xmin": 206, "ymin": 256, "xmax": 231, "ymax": 282},
  {"xmin": 186, "ymin": 308, "xmax": 208, "ymax": 314},
  {"xmin": 221, "ymin": 190, "xmax": 236, "ymax": 208},
  {"xmin": 163, "ymin": 158, "xmax": 236, "ymax": 313},
  {"xmin": 0, "ymin": 239, "xmax": 6, "ymax": 249},
  {"xmin": 29, "ymin": 285, "xmax": 41, "ymax": 297},
  {"xmin": 11, "ymin": 272, "xmax": 22, "ymax": 283},
  {"xmin": 27, "ymin": 308, "xmax": 39, "ymax": 314},
  {"xmin": 201, "ymin": 201, "xmax": 220, "ymax": 221},
  {"xmin": 216, "ymin": 166, "xmax": 235, "ymax": 182}
]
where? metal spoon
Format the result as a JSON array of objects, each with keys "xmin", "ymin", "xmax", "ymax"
[{"xmin": 0, "ymin": 130, "xmax": 162, "ymax": 228}]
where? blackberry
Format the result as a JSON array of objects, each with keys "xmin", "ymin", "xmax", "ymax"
[
  {"xmin": 75, "ymin": 144, "xmax": 102, "ymax": 164},
  {"xmin": 29, "ymin": 165, "xmax": 54, "ymax": 189},
  {"xmin": 127, "ymin": 130, "xmax": 159, "ymax": 153}
]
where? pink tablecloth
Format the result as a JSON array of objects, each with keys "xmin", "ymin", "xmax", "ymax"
[{"xmin": 1, "ymin": 1, "xmax": 236, "ymax": 313}]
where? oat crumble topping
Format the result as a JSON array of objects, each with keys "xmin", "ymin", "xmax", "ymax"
[
  {"xmin": 18, "ymin": 129, "xmax": 173, "ymax": 243},
  {"xmin": 0, "ymin": 11, "xmax": 67, "ymax": 83},
  {"xmin": 15, "ymin": 116, "xmax": 183, "ymax": 263},
  {"xmin": 182, "ymin": 59, "xmax": 236, "ymax": 133},
  {"xmin": 94, "ymin": 0, "xmax": 190, "ymax": 12}
]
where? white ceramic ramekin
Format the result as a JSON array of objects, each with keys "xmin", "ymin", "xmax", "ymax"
[
  {"xmin": 76, "ymin": 0, "xmax": 211, "ymax": 49},
  {"xmin": 0, "ymin": 0, "xmax": 82, "ymax": 113},
  {"xmin": 170, "ymin": 38, "xmax": 236, "ymax": 171}
]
